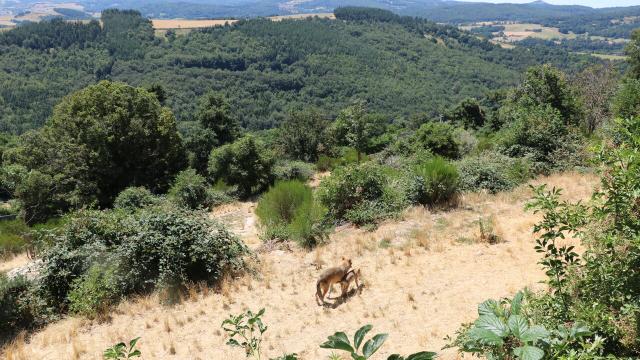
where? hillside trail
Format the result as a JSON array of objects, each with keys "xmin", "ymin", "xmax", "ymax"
[{"xmin": 2, "ymin": 173, "xmax": 598, "ymax": 360}]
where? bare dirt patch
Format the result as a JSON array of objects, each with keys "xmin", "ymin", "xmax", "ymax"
[{"xmin": 1, "ymin": 172, "xmax": 599, "ymax": 360}]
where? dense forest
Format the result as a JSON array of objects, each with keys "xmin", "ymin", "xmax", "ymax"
[{"xmin": 0, "ymin": 8, "xmax": 597, "ymax": 134}]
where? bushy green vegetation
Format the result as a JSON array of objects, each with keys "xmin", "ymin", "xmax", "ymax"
[
  {"xmin": 405, "ymin": 157, "xmax": 460, "ymax": 207},
  {"xmin": 113, "ymin": 187, "xmax": 159, "ymax": 211},
  {"xmin": 256, "ymin": 181, "xmax": 327, "ymax": 247},
  {"xmin": 457, "ymin": 151, "xmax": 532, "ymax": 193},
  {"xmin": 168, "ymin": 169, "xmax": 212, "ymax": 210},
  {"xmin": 0, "ymin": 274, "xmax": 35, "ymax": 342},
  {"xmin": 0, "ymin": 219, "xmax": 29, "ymax": 257}
]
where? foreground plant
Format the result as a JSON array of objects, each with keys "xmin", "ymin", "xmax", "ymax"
[
  {"xmin": 449, "ymin": 292, "xmax": 597, "ymax": 360},
  {"xmin": 320, "ymin": 324, "xmax": 436, "ymax": 360},
  {"xmin": 222, "ymin": 308, "xmax": 268, "ymax": 359},
  {"xmin": 103, "ymin": 337, "xmax": 141, "ymax": 359}
]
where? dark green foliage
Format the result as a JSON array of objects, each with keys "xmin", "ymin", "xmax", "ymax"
[
  {"xmin": 502, "ymin": 64, "xmax": 582, "ymax": 127},
  {"xmin": 318, "ymin": 162, "xmax": 405, "ymax": 226},
  {"xmin": 272, "ymin": 160, "xmax": 315, "ymax": 182},
  {"xmin": 331, "ymin": 102, "xmax": 388, "ymax": 163},
  {"xmin": 626, "ymin": 29, "xmax": 640, "ymax": 81},
  {"xmin": 457, "ymin": 151, "xmax": 531, "ymax": 193},
  {"xmin": 0, "ymin": 9, "xmax": 593, "ymax": 134},
  {"xmin": 613, "ymin": 78, "xmax": 640, "ymax": 119},
  {"xmin": 445, "ymin": 98, "xmax": 486, "ymax": 130},
  {"xmin": 8, "ymin": 81, "xmax": 186, "ymax": 223},
  {"xmin": 0, "ymin": 18, "xmax": 101, "ymax": 50},
  {"xmin": 406, "ymin": 157, "xmax": 459, "ymax": 207},
  {"xmin": 500, "ymin": 104, "xmax": 567, "ymax": 169},
  {"xmin": 278, "ymin": 109, "xmax": 330, "ymax": 162},
  {"xmin": 412, "ymin": 122, "xmax": 461, "ymax": 159},
  {"xmin": 256, "ymin": 181, "xmax": 327, "ymax": 247},
  {"xmin": 104, "ymin": 337, "xmax": 142, "ymax": 359},
  {"xmin": 0, "ymin": 274, "xmax": 35, "ymax": 343},
  {"xmin": 113, "ymin": 187, "xmax": 158, "ymax": 211},
  {"xmin": 168, "ymin": 169, "xmax": 211, "ymax": 210},
  {"xmin": 196, "ymin": 92, "xmax": 241, "ymax": 146},
  {"xmin": 208, "ymin": 136, "xmax": 274, "ymax": 197},
  {"xmin": 0, "ymin": 163, "xmax": 26, "ymax": 200},
  {"xmin": 36, "ymin": 206, "xmax": 248, "ymax": 315}
]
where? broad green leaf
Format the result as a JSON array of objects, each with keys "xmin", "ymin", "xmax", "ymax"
[
  {"xmin": 128, "ymin": 349, "xmax": 141, "ymax": 358},
  {"xmin": 387, "ymin": 355, "xmax": 403, "ymax": 360},
  {"xmin": 478, "ymin": 299, "xmax": 499, "ymax": 316},
  {"xmin": 467, "ymin": 328, "xmax": 504, "ymax": 346},
  {"xmin": 475, "ymin": 315, "xmax": 509, "ymax": 337},
  {"xmin": 362, "ymin": 333, "xmax": 388, "ymax": 358},
  {"xmin": 320, "ymin": 332, "xmax": 354, "ymax": 353},
  {"xmin": 351, "ymin": 355, "xmax": 366, "ymax": 360},
  {"xmin": 511, "ymin": 292, "xmax": 524, "ymax": 315},
  {"xmin": 354, "ymin": 325, "xmax": 373, "ymax": 350},
  {"xmin": 520, "ymin": 325, "xmax": 550, "ymax": 342},
  {"xmin": 513, "ymin": 346, "xmax": 544, "ymax": 360},
  {"xmin": 405, "ymin": 351, "xmax": 438, "ymax": 360},
  {"xmin": 129, "ymin": 337, "xmax": 140, "ymax": 349},
  {"xmin": 507, "ymin": 315, "xmax": 529, "ymax": 338}
]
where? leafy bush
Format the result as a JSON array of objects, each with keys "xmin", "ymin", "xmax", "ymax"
[
  {"xmin": 0, "ymin": 274, "xmax": 35, "ymax": 342},
  {"xmin": 457, "ymin": 151, "xmax": 532, "ymax": 193},
  {"xmin": 318, "ymin": 162, "xmax": 405, "ymax": 227},
  {"xmin": 36, "ymin": 206, "xmax": 249, "ymax": 314},
  {"xmin": 113, "ymin": 187, "xmax": 158, "ymax": 211},
  {"xmin": 208, "ymin": 136, "xmax": 275, "ymax": 197},
  {"xmin": 168, "ymin": 169, "xmax": 211, "ymax": 209},
  {"xmin": 405, "ymin": 157, "xmax": 459, "ymax": 207},
  {"xmin": 68, "ymin": 263, "xmax": 119, "ymax": 318},
  {"xmin": 273, "ymin": 160, "xmax": 315, "ymax": 182},
  {"xmin": 0, "ymin": 218, "xmax": 28, "ymax": 257},
  {"xmin": 449, "ymin": 292, "xmax": 599, "ymax": 360},
  {"xmin": 321, "ymin": 324, "xmax": 436, "ymax": 360},
  {"xmin": 256, "ymin": 181, "xmax": 328, "ymax": 247},
  {"xmin": 316, "ymin": 147, "xmax": 368, "ymax": 172},
  {"xmin": 412, "ymin": 122, "xmax": 461, "ymax": 159},
  {"xmin": 222, "ymin": 308, "xmax": 267, "ymax": 359}
]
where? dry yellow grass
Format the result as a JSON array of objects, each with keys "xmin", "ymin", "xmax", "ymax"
[
  {"xmin": 151, "ymin": 13, "xmax": 335, "ymax": 30},
  {"xmin": 0, "ymin": 172, "xmax": 599, "ymax": 360}
]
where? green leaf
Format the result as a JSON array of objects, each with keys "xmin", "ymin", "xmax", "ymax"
[
  {"xmin": 362, "ymin": 333, "xmax": 388, "ymax": 358},
  {"xmin": 354, "ymin": 325, "xmax": 373, "ymax": 350},
  {"xmin": 507, "ymin": 315, "xmax": 529, "ymax": 338},
  {"xmin": 128, "ymin": 337, "xmax": 140, "ymax": 349},
  {"xmin": 127, "ymin": 349, "xmax": 141, "ymax": 358},
  {"xmin": 387, "ymin": 355, "xmax": 404, "ymax": 360},
  {"xmin": 475, "ymin": 315, "xmax": 509, "ymax": 337},
  {"xmin": 405, "ymin": 351, "xmax": 437, "ymax": 360},
  {"xmin": 520, "ymin": 325, "xmax": 549, "ymax": 342},
  {"xmin": 478, "ymin": 299, "xmax": 499, "ymax": 316},
  {"xmin": 467, "ymin": 328, "xmax": 504, "ymax": 346},
  {"xmin": 511, "ymin": 292, "xmax": 524, "ymax": 315},
  {"xmin": 513, "ymin": 346, "xmax": 544, "ymax": 360},
  {"xmin": 320, "ymin": 332, "xmax": 354, "ymax": 353}
]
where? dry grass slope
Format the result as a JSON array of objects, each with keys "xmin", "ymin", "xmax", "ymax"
[{"xmin": 1, "ymin": 172, "xmax": 598, "ymax": 360}]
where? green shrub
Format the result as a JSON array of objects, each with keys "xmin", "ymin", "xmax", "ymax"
[
  {"xmin": 316, "ymin": 147, "xmax": 368, "ymax": 172},
  {"xmin": 168, "ymin": 169, "xmax": 211, "ymax": 209},
  {"xmin": 457, "ymin": 151, "xmax": 532, "ymax": 193},
  {"xmin": 318, "ymin": 163, "xmax": 405, "ymax": 226},
  {"xmin": 0, "ymin": 218, "xmax": 29, "ymax": 257},
  {"xmin": 0, "ymin": 274, "xmax": 35, "ymax": 342},
  {"xmin": 68, "ymin": 263, "xmax": 119, "ymax": 318},
  {"xmin": 412, "ymin": 122, "xmax": 461, "ymax": 159},
  {"xmin": 256, "ymin": 181, "xmax": 327, "ymax": 247},
  {"xmin": 208, "ymin": 136, "xmax": 275, "ymax": 197},
  {"xmin": 406, "ymin": 157, "xmax": 459, "ymax": 207},
  {"xmin": 113, "ymin": 187, "xmax": 158, "ymax": 211},
  {"xmin": 273, "ymin": 160, "xmax": 315, "ymax": 182},
  {"xmin": 37, "ymin": 206, "xmax": 249, "ymax": 313}
]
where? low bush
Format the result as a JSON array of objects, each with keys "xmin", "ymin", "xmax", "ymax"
[
  {"xmin": 412, "ymin": 121, "xmax": 461, "ymax": 159},
  {"xmin": 36, "ymin": 206, "xmax": 249, "ymax": 315},
  {"xmin": 0, "ymin": 274, "xmax": 35, "ymax": 343},
  {"xmin": 113, "ymin": 187, "xmax": 158, "ymax": 211},
  {"xmin": 256, "ymin": 181, "xmax": 327, "ymax": 247},
  {"xmin": 273, "ymin": 160, "xmax": 315, "ymax": 182},
  {"xmin": 405, "ymin": 157, "xmax": 459, "ymax": 207},
  {"xmin": 316, "ymin": 147, "xmax": 368, "ymax": 172},
  {"xmin": 168, "ymin": 169, "xmax": 211, "ymax": 209},
  {"xmin": 318, "ymin": 162, "xmax": 405, "ymax": 226},
  {"xmin": 457, "ymin": 151, "xmax": 532, "ymax": 193}
]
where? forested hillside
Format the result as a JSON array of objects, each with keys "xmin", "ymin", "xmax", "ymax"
[{"xmin": 0, "ymin": 8, "xmax": 596, "ymax": 133}]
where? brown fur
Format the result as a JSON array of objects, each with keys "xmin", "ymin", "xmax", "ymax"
[
  {"xmin": 340, "ymin": 268, "xmax": 361, "ymax": 298},
  {"xmin": 315, "ymin": 257, "xmax": 352, "ymax": 305}
]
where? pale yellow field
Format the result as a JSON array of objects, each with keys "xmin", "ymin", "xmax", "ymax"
[
  {"xmin": 0, "ymin": 172, "xmax": 599, "ymax": 360},
  {"xmin": 151, "ymin": 13, "xmax": 335, "ymax": 30}
]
